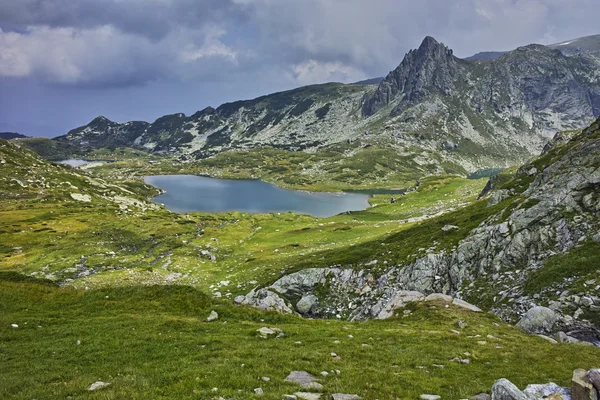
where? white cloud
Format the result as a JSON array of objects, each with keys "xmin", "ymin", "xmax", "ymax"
[{"xmin": 291, "ymin": 60, "xmax": 365, "ymax": 85}]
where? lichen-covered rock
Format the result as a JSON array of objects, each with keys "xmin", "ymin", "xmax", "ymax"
[
  {"xmin": 240, "ymin": 288, "xmax": 293, "ymax": 314},
  {"xmin": 296, "ymin": 294, "xmax": 318, "ymax": 314},
  {"xmin": 516, "ymin": 307, "xmax": 560, "ymax": 334},
  {"xmin": 491, "ymin": 379, "xmax": 531, "ymax": 400}
]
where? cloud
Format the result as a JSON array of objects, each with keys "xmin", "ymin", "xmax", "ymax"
[{"xmin": 0, "ymin": 0, "xmax": 598, "ymax": 87}]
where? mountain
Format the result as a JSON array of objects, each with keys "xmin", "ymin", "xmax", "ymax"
[
  {"xmin": 0, "ymin": 132, "xmax": 27, "ymax": 140},
  {"xmin": 465, "ymin": 33, "xmax": 600, "ymax": 61},
  {"xmin": 549, "ymin": 34, "xmax": 600, "ymax": 58},
  {"xmin": 55, "ymin": 35, "xmax": 600, "ymax": 173},
  {"xmin": 464, "ymin": 51, "xmax": 507, "ymax": 61}
]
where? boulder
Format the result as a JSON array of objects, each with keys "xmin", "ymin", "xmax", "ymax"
[
  {"xmin": 295, "ymin": 393, "xmax": 321, "ymax": 400},
  {"xmin": 242, "ymin": 289, "xmax": 294, "ymax": 314},
  {"xmin": 285, "ymin": 371, "xmax": 323, "ymax": 390},
  {"xmin": 516, "ymin": 306, "xmax": 559, "ymax": 334},
  {"xmin": 523, "ymin": 383, "xmax": 570, "ymax": 399},
  {"xmin": 375, "ymin": 290, "xmax": 425, "ymax": 319},
  {"xmin": 587, "ymin": 369, "xmax": 600, "ymax": 392},
  {"xmin": 331, "ymin": 395, "xmax": 361, "ymax": 400},
  {"xmin": 491, "ymin": 378, "xmax": 531, "ymax": 400},
  {"xmin": 572, "ymin": 369, "xmax": 598, "ymax": 400},
  {"xmin": 452, "ymin": 298, "xmax": 482, "ymax": 312},
  {"xmin": 296, "ymin": 294, "xmax": 318, "ymax": 314},
  {"xmin": 425, "ymin": 293, "xmax": 453, "ymax": 303}
]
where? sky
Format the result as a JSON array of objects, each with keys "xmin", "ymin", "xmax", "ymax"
[{"xmin": 0, "ymin": 0, "xmax": 598, "ymax": 137}]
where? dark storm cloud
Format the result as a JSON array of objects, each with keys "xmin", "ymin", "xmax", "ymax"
[
  {"xmin": 1, "ymin": 0, "xmax": 598, "ymax": 87},
  {"xmin": 0, "ymin": 0, "xmax": 249, "ymax": 40}
]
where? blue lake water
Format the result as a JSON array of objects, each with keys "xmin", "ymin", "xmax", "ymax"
[{"xmin": 144, "ymin": 175, "xmax": 371, "ymax": 217}]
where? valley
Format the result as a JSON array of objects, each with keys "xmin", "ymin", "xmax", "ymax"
[{"xmin": 1, "ymin": 32, "xmax": 600, "ymax": 399}]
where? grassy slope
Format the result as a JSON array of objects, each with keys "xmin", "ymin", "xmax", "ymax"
[{"xmin": 2, "ymin": 274, "xmax": 599, "ymax": 399}]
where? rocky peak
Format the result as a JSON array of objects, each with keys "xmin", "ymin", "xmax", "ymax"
[{"xmin": 362, "ymin": 36, "xmax": 461, "ymax": 116}]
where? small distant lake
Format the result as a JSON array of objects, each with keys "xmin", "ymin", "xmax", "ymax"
[{"xmin": 144, "ymin": 175, "xmax": 371, "ymax": 217}]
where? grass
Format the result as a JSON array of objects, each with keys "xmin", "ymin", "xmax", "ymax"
[
  {"xmin": 523, "ymin": 240, "xmax": 600, "ymax": 296},
  {"xmin": 1, "ymin": 274, "xmax": 598, "ymax": 399}
]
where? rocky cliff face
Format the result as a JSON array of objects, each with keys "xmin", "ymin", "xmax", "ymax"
[
  {"xmin": 241, "ymin": 117, "xmax": 600, "ymax": 337},
  {"xmin": 54, "ymin": 36, "xmax": 600, "ymax": 174}
]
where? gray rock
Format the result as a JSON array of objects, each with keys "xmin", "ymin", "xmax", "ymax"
[
  {"xmin": 516, "ymin": 307, "xmax": 559, "ymax": 334},
  {"xmin": 488, "ymin": 189, "xmax": 512, "ymax": 206},
  {"xmin": 523, "ymin": 382, "xmax": 569, "ymax": 399},
  {"xmin": 491, "ymin": 378, "xmax": 530, "ymax": 400},
  {"xmin": 254, "ymin": 388, "xmax": 264, "ymax": 396},
  {"xmin": 587, "ymin": 369, "xmax": 600, "ymax": 392},
  {"xmin": 285, "ymin": 371, "xmax": 323, "ymax": 390},
  {"xmin": 295, "ymin": 393, "xmax": 321, "ymax": 400},
  {"xmin": 442, "ymin": 225, "xmax": 459, "ymax": 231},
  {"xmin": 242, "ymin": 289, "xmax": 294, "ymax": 314},
  {"xmin": 296, "ymin": 294, "xmax": 318, "ymax": 314},
  {"xmin": 234, "ymin": 295, "xmax": 245, "ymax": 304},
  {"xmin": 452, "ymin": 298, "xmax": 482, "ymax": 312},
  {"xmin": 472, "ymin": 394, "xmax": 491, "ymax": 400},
  {"xmin": 88, "ymin": 381, "xmax": 111, "ymax": 391},
  {"xmin": 257, "ymin": 327, "xmax": 282, "ymax": 339},
  {"xmin": 425, "ymin": 293, "xmax": 453, "ymax": 303},
  {"xmin": 331, "ymin": 395, "xmax": 361, "ymax": 400},
  {"xmin": 374, "ymin": 290, "xmax": 425, "ymax": 319},
  {"xmin": 206, "ymin": 310, "xmax": 218, "ymax": 322},
  {"xmin": 536, "ymin": 334, "xmax": 558, "ymax": 344},
  {"xmin": 420, "ymin": 395, "xmax": 441, "ymax": 400},
  {"xmin": 572, "ymin": 369, "xmax": 597, "ymax": 400}
]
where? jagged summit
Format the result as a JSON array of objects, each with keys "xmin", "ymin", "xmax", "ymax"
[{"xmin": 362, "ymin": 36, "xmax": 460, "ymax": 116}]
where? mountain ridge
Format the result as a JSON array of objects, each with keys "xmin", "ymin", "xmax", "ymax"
[{"xmin": 53, "ymin": 34, "xmax": 600, "ymax": 175}]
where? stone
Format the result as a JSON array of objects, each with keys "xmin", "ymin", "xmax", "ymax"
[
  {"xmin": 452, "ymin": 298, "xmax": 482, "ymax": 312},
  {"xmin": 257, "ymin": 327, "xmax": 282, "ymax": 339},
  {"xmin": 331, "ymin": 395, "xmax": 361, "ymax": 400},
  {"xmin": 243, "ymin": 289, "xmax": 294, "ymax": 314},
  {"xmin": 71, "ymin": 193, "xmax": 92, "ymax": 202},
  {"xmin": 285, "ymin": 371, "xmax": 323, "ymax": 390},
  {"xmin": 456, "ymin": 319, "xmax": 468, "ymax": 329},
  {"xmin": 587, "ymin": 369, "xmax": 600, "ymax": 392},
  {"xmin": 88, "ymin": 381, "xmax": 111, "ymax": 391},
  {"xmin": 491, "ymin": 379, "xmax": 530, "ymax": 400},
  {"xmin": 254, "ymin": 388, "xmax": 264, "ymax": 396},
  {"xmin": 234, "ymin": 295, "xmax": 245, "ymax": 304},
  {"xmin": 572, "ymin": 369, "xmax": 597, "ymax": 400},
  {"xmin": 536, "ymin": 334, "xmax": 558, "ymax": 344},
  {"xmin": 472, "ymin": 394, "xmax": 491, "ymax": 400},
  {"xmin": 557, "ymin": 331, "xmax": 580, "ymax": 344},
  {"xmin": 10, "ymin": 324, "xmax": 18, "ymax": 328},
  {"xmin": 420, "ymin": 395, "xmax": 441, "ymax": 400},
  {"xmin": 523, "ymin": 383, "xmax": 570, "ymax": 399},
  {"xmin": 516, "ymin": 306, "xmax": 559, "ymax": 334},
  {"xmin": 206, "ymin": 310, "xmax": 218, "ymax": 322},
  {"xmin": 296, "ymin": 294, "xmax": 318, "ymax": 314},
  {"xmin": 425, "ymin": 293, "xmax": 453, "ymax": 303},
  {"xmin": 375, "ymin": 290, "xmax": 425, "ymax": 319},
  {"xmin": 295, "ymin": 393, "xmax": 321, "ymax": 400},
  {"xmin": 442, "ymin": 225, "xmax": 459, "ymax": 231}
]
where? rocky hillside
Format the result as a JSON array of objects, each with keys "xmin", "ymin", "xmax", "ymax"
[
  {"xmin": 54, "ymin": 35, "xmax": 600, "ymax": 174},
  {"xmin": 240, "ymin": 116, "xmax": 600, "ymax": 342}
]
